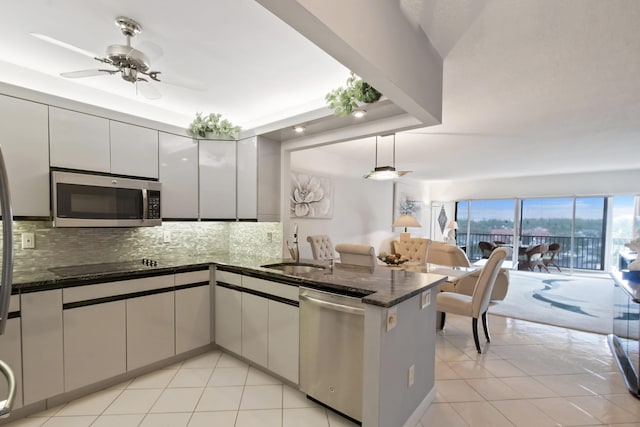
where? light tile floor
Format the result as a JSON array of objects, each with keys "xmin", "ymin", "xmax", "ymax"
[{"xmin": 4, "ymin": 313, "xmax": 640, "ymax": 427}]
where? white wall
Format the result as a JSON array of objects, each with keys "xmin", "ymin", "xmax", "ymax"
[{"xmin": 288, "ymin": 149, "xmax": 396, "ymax": 259}]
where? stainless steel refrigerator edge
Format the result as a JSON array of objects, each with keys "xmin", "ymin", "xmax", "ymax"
[
  {"xmin": 0, "ymin": 146, "xmax": 16, "ymax": 417},
  {"xmin": 299, "ymin": 287, "xmax": 364, "ymax": 422}
]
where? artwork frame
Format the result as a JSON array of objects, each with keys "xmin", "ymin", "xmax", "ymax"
[
  {"xmin": 393, "ymin": 182, "xmax": 423, "ymax": 226},
  {"xmin": 290, "ymin": 170, "xmax": 334, "ymax": 219}
]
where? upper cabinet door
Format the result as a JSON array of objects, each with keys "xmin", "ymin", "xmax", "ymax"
[
  {"xmin": 110, "ymin": 121, "xmax": 159, "ymax": 178},
  {"xmin": 237, "ymin": 137, "xmax": 257, "ymax": 220},
  {"xmin": 0, "ymin": 95, "xmax": 50, "ymax": 216},
  {"xmin": 159, "ymin": 132, "xmax": 198, "ymax": 219},
  {"xmin": 199, "ymin": 140, "xmax": 236, "ymax": 219},
  {"xmin": 49, "ymin": 107, "xmax": 110, "ymax": 173}
]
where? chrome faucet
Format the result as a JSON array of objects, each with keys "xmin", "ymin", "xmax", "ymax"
[{"xmin": 286, "ymin": 223, "xmax": 300, "ymax": 263}]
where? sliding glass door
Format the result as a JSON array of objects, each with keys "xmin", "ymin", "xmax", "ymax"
[{"xmin": 456, "ymin": 196, "xmax": 609, "ymax": 271}]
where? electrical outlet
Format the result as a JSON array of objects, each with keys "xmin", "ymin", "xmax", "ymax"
[
  {"xmin": 408, "ymin": 364, "xmax": 415, "ymax": 387},
  {"xmin": 421, "ymin": 290, "xmax": 431, "ymax": 309},
  {"xmin": 267, "ymin": 232, "xmax": 273, "ymax": 242},
  {"xmin": 386, "ymin": 307, "xmax": 398, "ymax": 331},
  {"xmin": 163, "ymin": 230, "xmax": 171, "ymax": 243},
  {"xmin": 21, "ymin": 232, "xmax": 35, "ymax": 249}
]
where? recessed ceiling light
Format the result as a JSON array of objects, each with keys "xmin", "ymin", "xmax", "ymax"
[
  {"xmin": 293, "ymin": 126, "xmax": 305, "ymax": 133},
  {"xmin": 352, "ymin": 109, "xmax": 367, "ymax": 118}
]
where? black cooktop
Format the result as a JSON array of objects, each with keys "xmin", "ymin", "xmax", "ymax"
[{"xmin": 49, "ymin": 259, "xmax": 160, "ymax": 278}]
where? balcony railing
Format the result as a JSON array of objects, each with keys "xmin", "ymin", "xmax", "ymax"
[{"xmin": 457, "ymin": 233, "xmax": 613, "ymax": 270}]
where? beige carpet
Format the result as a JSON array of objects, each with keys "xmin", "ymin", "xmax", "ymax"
[{"xmin": 490, "ymin": 270, "xmax": 614, "ymax": 335}]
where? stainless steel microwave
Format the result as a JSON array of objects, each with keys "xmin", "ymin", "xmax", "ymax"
[{"xmin": 51, "ymin": 171, "xmax": 161, "ymax": 227}]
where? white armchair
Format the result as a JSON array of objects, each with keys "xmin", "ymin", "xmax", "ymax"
[
  {"xmin": 306, "ymin": 235, "xmax": 335, "ymax": 260},
  {"xmin": 335, "ymin": 243, "xmax": 377, "ymax": 269}
]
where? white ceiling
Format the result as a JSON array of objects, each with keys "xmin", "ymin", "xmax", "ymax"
[
  {"xmin": 0, "ymin": 0, "xmax": 351, "ymax": 129},
  {"xmin": 1, "ymin": 0, "xmax": 639, "ymax": 183}
]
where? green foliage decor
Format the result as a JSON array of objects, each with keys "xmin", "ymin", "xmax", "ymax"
[
  {"xmin": 188, "ymin": 113, "xmax": 241, "ymax": 138},
  {"xmin": 325, "ymin": 72, "xmax": 382, "ymax": 116}
]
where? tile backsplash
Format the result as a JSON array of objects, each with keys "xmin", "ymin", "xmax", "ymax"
[{"xmin": 6, "ymin": 220, "xmax": 282, "ymax": 274}]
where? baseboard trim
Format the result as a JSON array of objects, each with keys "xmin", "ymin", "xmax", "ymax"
[{"xmin": 402, "ymin": 386, "xmax": 436, "ymax": 427}]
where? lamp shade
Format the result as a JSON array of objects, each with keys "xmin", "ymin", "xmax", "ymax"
[
  {"xmin": 447, "ymin": 220, "xmax": 458, "ymax": 229},
  {"xmin": 393, "ymin": 214, "xmax": 422, "ymax": 229}
]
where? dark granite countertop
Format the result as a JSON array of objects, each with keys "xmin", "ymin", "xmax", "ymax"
[{"xmin": 11, "ymin": 255, "xmax": 448, "ymax": 307}]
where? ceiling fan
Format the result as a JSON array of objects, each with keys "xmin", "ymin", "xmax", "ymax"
[{"xmin": 34, "ymin": 17, "xmax": 178, "ymax": 100}]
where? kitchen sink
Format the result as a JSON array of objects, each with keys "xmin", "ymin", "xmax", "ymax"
[{"xmin": 261, "ymin": 262, "xmax": 326, "ymax": 274}]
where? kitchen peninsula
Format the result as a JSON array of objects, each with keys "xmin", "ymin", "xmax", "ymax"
[{"xmin": 6, "ymin": 256, "xmax": 447, "ymax": 427}]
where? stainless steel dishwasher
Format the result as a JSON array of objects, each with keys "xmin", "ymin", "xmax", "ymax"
[{"xmin": 299, "ymin": 287, "xmax": 364, "ymax": 422}]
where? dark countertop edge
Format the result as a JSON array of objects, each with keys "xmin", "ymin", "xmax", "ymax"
[
  {"xmin": 611, "ymin": 271, "xmax": 640, "ymax": 304},
  {"xmin": 361, "ymin": 275, "xmax": 448, "ymax": 307},
  {"xmin": 13, "ymin": 260, "xmax": 446, "ymax": 308},
  {"xmin": 216, "ymin": 263, "xmax": 448, "ymax": 308},
  {"xmin": 16, "ymin": 264, "xmax": 211, "ymax": 294}
]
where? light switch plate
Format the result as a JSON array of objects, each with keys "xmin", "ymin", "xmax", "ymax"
[
  {"xmin": 163, "ymin": 230, "xmax": 171, "ymax": 243},
  {"xmin": 21, "ymin": 232, "xmax": 35, "ymax": 249},
  {"xmin": 386, "ymin": 307, "xmax": 398, "ymax": 331},
  {"xmin": 421, "ymin": 290, "xmax": 431, "ymax": 309}
]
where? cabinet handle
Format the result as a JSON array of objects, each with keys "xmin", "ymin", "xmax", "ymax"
[{"xmin": 0, "ymin": 146, "xmax": 13, "ymax": 335}]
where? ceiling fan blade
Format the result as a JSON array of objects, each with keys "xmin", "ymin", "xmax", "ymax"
[
  {"xmin": 136, "ymin": 80, "xmax": 162, "ymax": 100},
  {"xmin": 137, "ymin": 41, "xmax": 164, "ymax": 62},
  {"xmin": 30, "ymin": 33, "xmax": 100, "ymax": 59},
  {"xmin": 60, "ymin": 69, "xmax": 116, "ymax": 78}
]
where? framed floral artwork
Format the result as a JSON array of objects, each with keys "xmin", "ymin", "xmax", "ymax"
[
  {"xmin": 290, "ymin": 171, "xmax": 334, "ymax": 218},
  {"xmin": 393, "ymin": 182, "xmax": 423, "ymax": 225}
]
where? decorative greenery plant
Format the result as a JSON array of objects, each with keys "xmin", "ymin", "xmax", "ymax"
[
  {"xmin": 188, "ymin": 113, "xmax": 241, "ymax": 138},
  {"xmin": 325, "ymin": 72, "xmax": 382, "ymax": 116}
]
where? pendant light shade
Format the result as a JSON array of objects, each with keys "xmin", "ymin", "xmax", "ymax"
[{"xmin": 363, "ymin": 134, "xmax": 410, "ymax": 180}]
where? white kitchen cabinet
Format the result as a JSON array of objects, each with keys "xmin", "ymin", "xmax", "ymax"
[
  {"xmin": 268, "ymin": 300, "xmax": 299, "ymax": 383},
  {"xmin": 175, "ymin": 270, "xmax": 211, "ymax": 354},
  {"xmin": 0, "ymin": 317, "xmax": 22, "ymax": 409},
  {"xmin": 159, "ymin": 133, "xmax": 199, "ymax": 218},
  {"xmin": 236, "ymin": 136, "xmax": 281, "ymax": 221},
  {"xmin": 256, "ymin": 135, "xmax": 281, "ymax": 222},
  {"xmin": 110, "ymin": 121, "xmax": 159, "ymax": 178},
  {"xmin": 214, "ymin": 284, "xmax": 242, "ymax": 355},
  {"xmin": 0, "ymin": 295, "xmax": 23, "ymax": 409},
  {"xmin": 21, "ymin": 290, "xmax": 64, "ymax": 405},
  {"xmin": 49, "ymin": 107, "xmax": 110, "ymax": 173},
  {"xmin": 63, "ymin": 301, "xmax": 126, "ymax": 391},
  {"xmin": 237, "ymin": 137, "xmax": 257, "ymax": 220},
  {"xmin": 127, "ymin": 291, "xmax": 175, "ymax": 371},
  {"xmin": 199, "ymin": 140, "xmax": 236, "ymax": 219},
  {"xmin": 0, "ymin": 95, "xmax": 49, "ymax": 216},
  {"xmin": 241, "ymin": 292, "xmax": 269, "ymax": 368}
]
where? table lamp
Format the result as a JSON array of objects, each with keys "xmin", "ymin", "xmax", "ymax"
[
  {"xmin": 445, "ymin": 221, "xmax": 458, "ymax": 244},
  {"xmin": 393, "ymin": 214, "xmax": 422, "ymax": 241}
]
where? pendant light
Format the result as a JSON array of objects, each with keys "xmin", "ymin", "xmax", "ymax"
[{"xmin": 363, "ymin": 134, "xmax": 411, "ymax": 180}]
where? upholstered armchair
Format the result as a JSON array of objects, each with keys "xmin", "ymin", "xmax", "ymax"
[
  {"xmin": 335, "ymin": 243, "xmax": 377, "ymax": 269},
  {"xmin": 392, "ymin": 237, "xmax": 429, "ymax": 264},
  {"xmin": 440, "ymin": 268, "xmax": 510, "ymax": 301},
  {"xmin": 306, "ymin": 235, "xmax": 335, "ymax": 260}
]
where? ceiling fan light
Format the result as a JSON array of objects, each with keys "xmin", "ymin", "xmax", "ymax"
[{"xmin": 363, "ymin": 166, "xmax": 411, "ymax": 180}]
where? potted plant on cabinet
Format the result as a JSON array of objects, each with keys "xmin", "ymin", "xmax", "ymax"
[
  {"xmin": 325, "ymin": 72, "xmax": 382, "ymax": 116},
  {"xmin": 188, "ymin": 113, "xmax": 241, "ymax": 139}
]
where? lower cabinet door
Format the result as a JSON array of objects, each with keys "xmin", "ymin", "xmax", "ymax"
[
  {"xmin": 127, "ymin": 292, "xmax": 175, "ymax": 371},
  {"xmin": 0, "ymin": 317, "xmax": 23, "ymax": 409},
  {"xmin": 175, "ymin": 285, "xmax": 211, "ymax": 354},
  {"xmin": 241, "ymin": 293, "xmax": 268, "ymax": 367},
  {"xmin": 21, "ymin": 290, "xmax": 64, "ymax": 405},
  {"xmin": 214, "ymin": 285, "xmax": 242, "ymax": 354},
  {"xmin": 268, "ymin": 301, "xmax": 299, "ymax": 383},
  {"xmin": 63, "ymin": 301, "xmax": 126, "ymax": 391}
]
